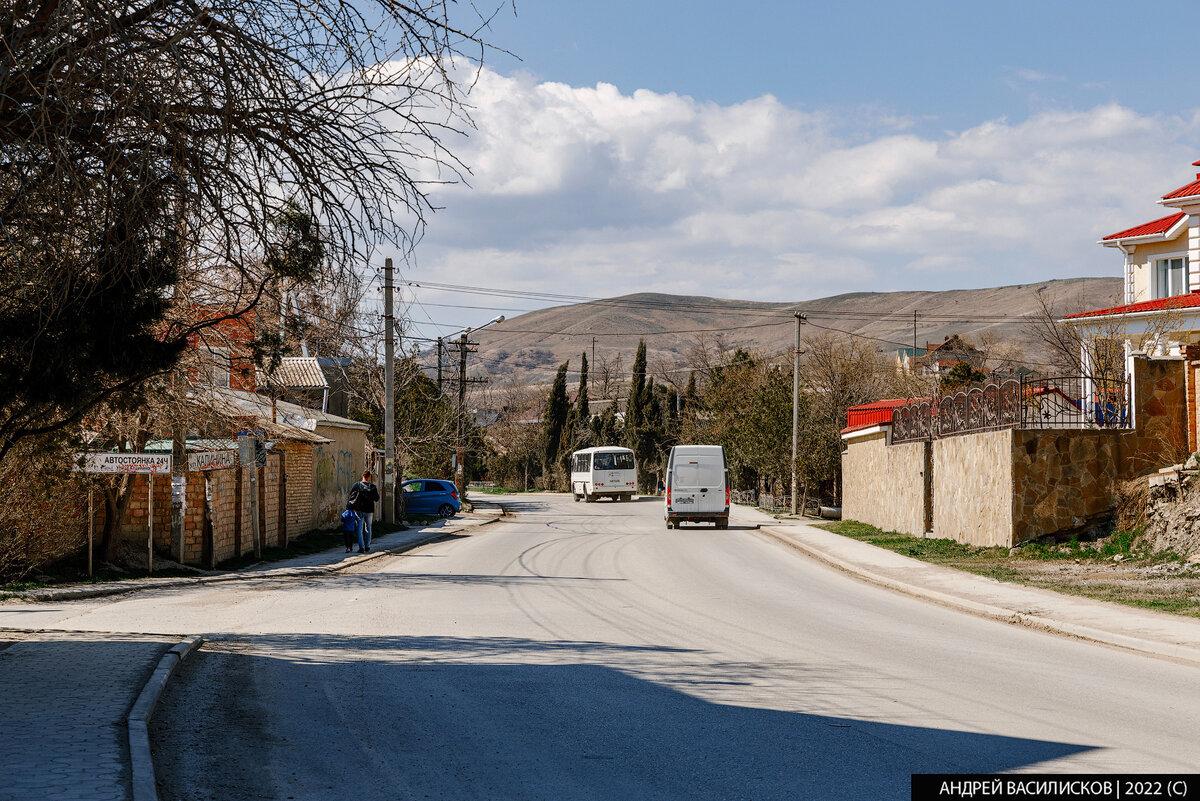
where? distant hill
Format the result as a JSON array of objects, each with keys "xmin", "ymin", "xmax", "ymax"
[{"xmin": 467, "ymin": 277, "xmax": 1122, "ymax": 384}]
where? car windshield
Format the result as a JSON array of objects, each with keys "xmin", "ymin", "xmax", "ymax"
[{"xmin": 593, "ymin": 451, "xmax": 634, "ymax": 470}]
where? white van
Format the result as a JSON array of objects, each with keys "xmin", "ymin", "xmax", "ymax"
[
  {"xmin": 570, "ymin": 446, "xmax": 637, "ymax": 502},
  {"xmin": 664, "ymin": 445, "xmax": 729, "ymax": 529}
]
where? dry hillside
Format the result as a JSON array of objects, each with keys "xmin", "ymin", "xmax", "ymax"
[{"xmin": 468, "ymin": 277, "xmax": 1121, "ymax": 385}]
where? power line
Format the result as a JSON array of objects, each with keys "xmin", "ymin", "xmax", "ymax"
[{"xmin": 403, "ymin": 280, "xmax": 1036, "ymax": 323}]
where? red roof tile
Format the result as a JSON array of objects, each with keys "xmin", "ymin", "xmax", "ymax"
[
  {"xmin": 1162, "ymin": 179, "xmax": 1200, "ymax": 201},
  {"xmin": 1064, "ymin": 291, "xmax": 1200, "ymax": 320},
  {"xmin": 842, "ymin": 398, "xmax": 916, "ymax": 435},
  {"xmin": 1101, "ymin": 211, "xmax": 1185, "ymax": 241}
]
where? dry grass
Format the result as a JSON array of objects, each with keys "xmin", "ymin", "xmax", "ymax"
[{"xmin": 823, "ymin": 520, "xmax": 1200, "ymax": 618}]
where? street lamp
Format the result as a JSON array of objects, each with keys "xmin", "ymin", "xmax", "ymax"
[{"xmin": 455, "ymin": 315, "xmax": 504, "ymax": 499}]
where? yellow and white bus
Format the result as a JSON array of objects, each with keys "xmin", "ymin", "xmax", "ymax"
[{"xmin": 570, "ymin": 446, "xmax": 637, "ymax": 503}]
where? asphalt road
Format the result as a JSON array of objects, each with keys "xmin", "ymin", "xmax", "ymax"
[{"xmin": 18, "ymin": 494, "xmax": 1200, "ymax": 799}]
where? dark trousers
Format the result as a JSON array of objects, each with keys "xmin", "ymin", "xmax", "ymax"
[{"xmin": 343, "ymin": 528, "xmax": 356, "ymax": 549}]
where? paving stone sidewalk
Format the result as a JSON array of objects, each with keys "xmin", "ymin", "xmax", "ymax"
[
  {"xmin": 6, "ymin": 507, "xmax": 504, "ymax": 603},
  {"xmin": 0, "ymin": 631, "xmax": 173, "ymax": 801}
]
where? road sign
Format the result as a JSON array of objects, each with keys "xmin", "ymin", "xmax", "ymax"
[
  {"xmin": 187, "ymin": 450, "xmax": 238, "ymax": 471},
  {"xmin": 75, "ymin": 452, "xmax": 172, "ymax": 474}
]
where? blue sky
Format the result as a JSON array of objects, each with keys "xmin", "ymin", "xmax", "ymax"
[
  {"xmin": 392, "ymin": 1, "xmax": 1200, "ymax": 337},
  {"xmin": 481, "ymin": 1, "xmax": 1188, "ymax": 130}
]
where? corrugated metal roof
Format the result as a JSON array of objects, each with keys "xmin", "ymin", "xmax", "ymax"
[{"xmin": 263, "ymin": 357, "xmax": 329, "ymax": 389}]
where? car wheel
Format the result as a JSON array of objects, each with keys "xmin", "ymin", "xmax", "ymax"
[{"xmin": 438, "ymin": 504, "xmax": 456, "ymax": 518}]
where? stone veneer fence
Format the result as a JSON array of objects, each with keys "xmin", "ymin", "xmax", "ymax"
[{"xmin": 842, "ymin": 359, "xmax": 1188, "ymax": 547}]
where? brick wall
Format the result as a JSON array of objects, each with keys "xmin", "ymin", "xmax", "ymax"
[
  {"xmin": 183, "ymin": 473, "xmax": 207, "ymax": 565},
  {"xmin": 262, "ymin": 454, "xmax": 281, "ymax": 548},
  {"xmin": 117, "ymin": 473, "xmax": 172, "ymax": 552},
  {"xmin": 209, "ymin": 466, "xmax": 239, "ymax": 564},
  {"xmin": 280, "ymin": 441, "xmax": 315, "ymax": 536}
]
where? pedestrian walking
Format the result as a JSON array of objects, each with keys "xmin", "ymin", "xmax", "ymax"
[
  {"xmin": 340, "ymin": 507, "xmax": 359, "ymax": 553},
  {"xmin": 347, "ymin": 471, "xmax": 380, "ymax": 553}
]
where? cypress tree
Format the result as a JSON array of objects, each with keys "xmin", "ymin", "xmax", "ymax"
[
  {"xmin": 543, "ymin": 362, "xmax": 571, "ymax": 473},
  {"xmin": 626, "ymin": 339, "xmax": 648, "ymax": 440},
  {"xmin": 576, "ymin": 351, "xmax": 590, "ymax": 421}
]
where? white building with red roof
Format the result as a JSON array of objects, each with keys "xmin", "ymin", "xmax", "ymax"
[{"xmin": 1067, "ymin": 161, "xmax": 1200, "ymax": 338}]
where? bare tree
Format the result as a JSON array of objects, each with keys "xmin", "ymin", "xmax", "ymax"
[{"xmin": 0, "ymin": 0, "xmax": 502, "ymax": 458}]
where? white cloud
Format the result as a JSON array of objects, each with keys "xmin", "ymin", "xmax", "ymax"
[{"xmin": 402, "ymin": 67, "xmax": 1200, "ymax": 329}]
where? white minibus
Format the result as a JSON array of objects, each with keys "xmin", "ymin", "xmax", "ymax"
[
  {"xmin": 570, "ymin": 446, "xmax": 637, "ymax": 502},
  {"xmin": 664, "ymin": 445, "xmax": 729, "ymax": 529}
]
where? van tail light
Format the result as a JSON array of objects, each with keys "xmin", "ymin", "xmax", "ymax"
[
  {"xmin": 725, "ymin": 484, "xmax": 730, "ymax": 508},
  {"xmin": 666, "ymin": 486, "xmax": 672, "ymax": 507}
]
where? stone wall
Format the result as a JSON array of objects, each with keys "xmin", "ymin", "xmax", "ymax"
[
  {"xmin": 1011, "ymin": 431, "xmax": 1122, "ymax": 545},
  {"xmin": 841, "ymin": 431, "xmax": 928, "ymax": 537},
  {"xmin": 1122, "ymin": 358, "xmax": 1188, "ymax": 477},
  {"xmin": 931, "ymin": 429, "xmax": 1014, "ymax": 547}
]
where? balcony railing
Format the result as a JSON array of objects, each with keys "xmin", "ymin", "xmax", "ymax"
[{"xmin": 890, "ymin": 375, "xmax": 1130, "ymax": 444}]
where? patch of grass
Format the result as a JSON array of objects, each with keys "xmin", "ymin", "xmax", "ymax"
[{"xmin": 819, "ymin": 519, "xmax": 1200, "ymax": 618}]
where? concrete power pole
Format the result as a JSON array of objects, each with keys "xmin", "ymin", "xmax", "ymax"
[
  {"xmin": 790, "ymin": 312, "xmax": 806, "ymax": 516},
  {"xmin": 382, "ymin": 258, "xmax": 396, "ymax": 524},
  {"xmin": 455, "ymin": 330, "xmax": 468, "ymax": 499}
]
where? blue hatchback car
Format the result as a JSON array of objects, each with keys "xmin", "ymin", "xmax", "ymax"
[{"xmin": 401, "ymin": 478, "xmax": 461, "ymax": 518}]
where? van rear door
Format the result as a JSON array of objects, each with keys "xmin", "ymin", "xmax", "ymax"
[{"xmin": 670, "ymin": 453, "xmax": 725, "ymax": 514}]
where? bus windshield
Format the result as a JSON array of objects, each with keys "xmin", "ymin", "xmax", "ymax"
[{"xmin": 593, "ymin": 451, "xmax": 635, "ymax": 471}]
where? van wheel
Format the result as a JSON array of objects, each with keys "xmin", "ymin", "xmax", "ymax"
[
  {"xmin": 584, "ymin": 493, "xmax": 594, "ymax": 503},
  {"xmin": 573, "ymin": 494, "xmax": 581, "ymax": 502},
  {"xmin": 716, "ymin": 518, "xmax": 728, "ymax": 530},
  {"xmin": 665, "ymin": 521, "xmax": 675, "ymax": 530}
]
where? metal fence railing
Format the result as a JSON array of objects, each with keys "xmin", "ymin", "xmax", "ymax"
[{"xmin": 890, "ymin": 375, "xmax": 1130, "ymax": 444}]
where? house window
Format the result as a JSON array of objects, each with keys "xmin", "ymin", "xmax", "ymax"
[
  {"xmin": 205, "ymin": 347, "xmax": 231, "ymax": 388},
  {"xmin": 1154, "ymin": 257, "xmax": 1188, "ymax": 299}
]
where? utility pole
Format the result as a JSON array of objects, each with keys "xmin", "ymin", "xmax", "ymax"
[
  {"xmin": 790, "ymin": 312, "xmax": 807, "ymax": 516},
  {"xmin": 382, "ymin": 257, "xmax": 395, "ymax": 524},
  {"xmin": 450, "ymin": 315, "xmax": 502, "ymax": 501},
  {"xmin": 436, "ymin": 337, "xmax": 443, "ymax": 393},
  {"xmin": 455, "ymin": 330, "xmax": 468, "ymax": 499},
  {"xmin": 591, "ymin": 336, "xmax": 597, "ymax": 368},
  {"xmin": 913, "ymin": 311, "xmax": 918, "ymax": 355}
]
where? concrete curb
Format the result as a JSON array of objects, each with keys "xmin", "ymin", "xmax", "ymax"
[
  {"xmin": 128, "ymin": 636, "xmax": 204, "ymax": 801},
  {"xmin": 758, "ymin": 525, "xmax": 1200, "ymax": 669},
  {"xmin": 10, "ymin": 517, "xmax": 501, "ymax": 604}
]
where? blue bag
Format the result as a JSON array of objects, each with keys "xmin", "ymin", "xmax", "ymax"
[{"xmin": 340, "ymin": 508, "xmax": 359, "ymax": 533}]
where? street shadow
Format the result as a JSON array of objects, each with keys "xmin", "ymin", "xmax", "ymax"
[{"xmin": 154, "ymin": 633, "xmax": 1097, "ymax": 801}]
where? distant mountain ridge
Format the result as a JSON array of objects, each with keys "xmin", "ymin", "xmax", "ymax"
[{"xmin": 468, "ymin": 277, "xmax": 1122, "ymax": 382}]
